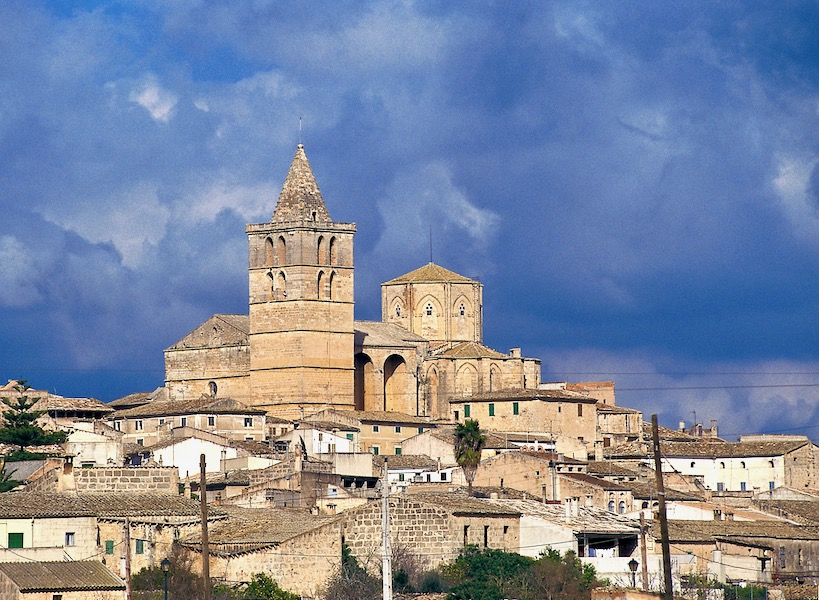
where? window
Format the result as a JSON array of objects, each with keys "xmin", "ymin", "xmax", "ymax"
[
  {"xmin": 180, "ymin": 417, "xmax": 187, "ymax": 427},
  {"xmin": 135, "ymin": 420, "xmax": 143, "ymax": 431},
  {"xmin": 8, "ymin": 533, "xmax": 23, "ymax": 548},
  {"xmin": 426, "ymin": 303, "xmax": 433, "ymax": 316},
  {"xmin": 459, "ymin": 304, "xmax": 466, "ymax": 316},
  {"xmin": 463, "ymin": 525, "xmax": 469, "ymax": 546},
  {"xmin": 135, "ymin": 539, "xmax": 144, "ymax": 554},
  {"xmin": 105, "ymin": 540, "xmax": 114, "ymax": 555},
  {"xmin": 716, "ymin": 482, "xmax": 724, "ymax": 492},
  {"xmin": 371, "ymin": 446, "xmax": 380, "ymax": 455},
  {"xmin": 740, "ymin": 482, "xmax": 747, "ymax": 491},
  {"xmin": 483, "ymin": 525, "xmax": 490, "ymax": 548},
  {"xmin": 394, "ymin": 447, "xmax": 402, "ymax": 455},
  {"xmin": 769, "ymin": 481, "xmax": 775, "ymax": 490},
  {"xmin": 618, "ymin": 501, "xmax": 626, "ymax": 514},
  {"xmin": 113, "ymin": 420, "xmax": 121, "ymax": 431},
  {"xmin": 464, "ymin": 405, "xmax": 471, "ymax": 418},
  {"xmin": 208, "ymin": 416, "xmax": 215, "ymax": 427},
  {"xmin": 372, "ymin": 425, "xmax": 380, "ymax": 433},
  {"xmin": 779, "ymin": 546, "xmax": 786, "ymax": 569},
  {"xmin": 346, "ymin": 433, "xmax": 354, "ymax": 440},
  {"xmin": 513, "ymin": 402, "xmax": 519, "ymax": 415},
  {"xmin": 394, "ymin": 426, "xmax": 402, "ymax": 433},
  {"xmin": 53, "ymin": 595, "xmax": 63, "ymax": 600},
  {"xmin": 64, "ymin": 532, "xmax": 75, "ymax": 546},
  {"xmin": 318, "ymin": 433, "xmax": 324, "ymax": 441},
  {"xmin": 608, "ymin": 500, "xmax": 615, "ymax": 512},
  {"xmin": 488, "ymin": 403, "xmax": 495, "ymax": 417},
  {"xmin": 441, "ymin": 472, "xmax": 447, "ymax": 481},
  {"xmin": 209, "ymin": 381, "xmax": 217, "ymax": 396},
  {"xmin": 158, "ymin": 418, "xmax": 165, "ymax": 426},
  {"xmin": 398, "ymin": 473, "xmax": 405, "ymax": 482},
  {"xmin": 577, "ymin": 404, "xmax": 583, "ymax": 417},
  {"xmin": 244, "ymin": 417, "xmax": 253, "ymax": 427},
  {"xmin": 418, "ymin": 427, "xmax": 424, "ymax": 434},
  {"xmin": 136, "ymin": 439, "xmax": 144, "ymax": 446}
]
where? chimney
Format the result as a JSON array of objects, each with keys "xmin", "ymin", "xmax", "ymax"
[
  {"xmin": 710, "ymin": 420, "xmax": 718, "ymax": 437},
  {"xmin": 509, "ymin": 348, "xmax": 521, "ymax": 358},
  {"xmin": 594, "ymin": 441, "xmax": 604, "ymax": 461},
  {"xmin": 678, "ymin": 421, "xmax": 686, "ymax": 432}
]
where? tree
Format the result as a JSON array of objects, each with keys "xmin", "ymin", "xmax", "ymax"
[
  {"xmin": 454, "ymin": 419, "xmax": 485, "ymax": 497},
  {"xmin": 240, "ymin": 573, "xmax": 299, "ymax": 600},
  {"xmin": 441, "ymin": 547, "xmax": 534, "ymax": 600},
  {"xmin": 0, "ymin": 381, "xmax": 66, "ymax": 451}
]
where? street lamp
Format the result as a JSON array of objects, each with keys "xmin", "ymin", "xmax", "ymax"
[
  {"xmin": 161, "ymin": 557, "xmax": 171, "ymax": 600},
  {"xmin": 628, "ymin": 558, "xmax": 639, "ymax": 588}
]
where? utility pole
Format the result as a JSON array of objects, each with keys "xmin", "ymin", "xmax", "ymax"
[
  {"xmin": 200, "ymin": 454, "xmax": 212, "ymax": 600},
  {"xmin": 124, "ymin": 517, "xmax": 132, "ymax": 600},
  {"xmin": 381, "ymin": 457, "xmax": 392, "ymax": 600},
  {"xmin": 652, "ymin": 414, "xmax": 674, "ymax": 600},
  {"xmin": 639, "ymin": 511, "xmax": 650, "ymax": 591}
]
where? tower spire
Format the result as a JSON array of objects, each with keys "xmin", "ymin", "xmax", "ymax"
[{"xmin": 271, "ymin": 144, "xmax": 332, "ymax": 223}]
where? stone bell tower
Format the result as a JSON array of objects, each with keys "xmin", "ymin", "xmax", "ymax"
[{"xmin": 246, "ymin": 144, "xmax": 356, "ymax": 418}]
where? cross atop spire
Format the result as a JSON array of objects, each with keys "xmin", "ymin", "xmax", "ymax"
[{"xmin": 272, "ymin": 144, "xmax": 332, "ymax": 223}]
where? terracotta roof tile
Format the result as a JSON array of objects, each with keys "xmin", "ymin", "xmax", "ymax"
[
  {"xmin": 384, "ymin": 262, "xmax": 477, "ymax": 284},
  {"xmin": 435, "ymin": 341, "xmax": 507, "ymax": 359},
  {"xmin": 0, "ymin": 492, "xmax": 212, "ymax": 519},
  {"xmin": 111, "ymin": 396, "xmax": 264, "ymax": 419},
  {"xmin": 0, "ymin": 560, "xmax": 125, "ymax": 592},
  {"xmin": 355, "ymin": 321, "xmax": 428, "ymax": 346}
]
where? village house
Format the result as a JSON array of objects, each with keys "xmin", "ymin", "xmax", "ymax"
[
  {"xmin": 178, "ymin": 506, "xmax": 343, "ymax": 597},
  {"xmin": 656, "ymin": 437, "xmax": 819, "ymax": 493},
  {"xmin": 0, "ymin": 492, "xmax": 218, "ymax": 578},
  {"xmin": 486, "ymin": 498, "xmax": 641, "ymax": 583},
  {"xmin": 471, "ymin": 450, "xmax": 586, "ymax": 500},
  {"xmin": 0, "ymin": 560, "xmax": 126, "ymax": 600},
  {"xmin": 596, "ymin": 404, "xmax": 643, "ymax": 448},
  {"xmin": 342, "ymin": 492, "xmax": 521, "ymax": 572},
  {"xmin": 372, "ymin": 454, "xmax": 458, "ymax": 492},
  {"xmin": 108, "ymin": 396, "xmax": 267, "ymax": 447},
  {"xmin": 399, "ymin": 426, "xmax": 523, "ymax": 467},
  {"xmin": 275, "ymin": 419, "xmax": 358, "ymax": 456},
  {"xmin": 449, "ymin": 388, "xmax": 599, "ymax": 450},
  {"xmin": 309, "ymin": 408, "xmax": 435, "ymax": 456}
]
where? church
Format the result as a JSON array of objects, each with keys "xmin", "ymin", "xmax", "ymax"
[{"xmin": 164, "ymin": 145, "xmax": 541, "ymax": 420}]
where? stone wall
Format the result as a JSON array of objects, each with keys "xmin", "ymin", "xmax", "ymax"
[
  {"xmin": 343, "ymin": 497, "xmax": 520, "ymax": 572},
  {"xmin": 74, "ymin": 467, "xmax": 179, "ymax": 494}
]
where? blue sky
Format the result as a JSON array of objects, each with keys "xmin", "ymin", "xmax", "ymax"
[{"xmin": 2, "ymin": 1, "xmax": 818, "ymax": 438}]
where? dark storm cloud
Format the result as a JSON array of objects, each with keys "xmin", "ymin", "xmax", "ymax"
[{"xmin": 1, "ymin": 1, "xmax": 817, "ymax": 436}]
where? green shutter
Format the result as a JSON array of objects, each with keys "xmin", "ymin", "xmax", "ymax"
[
  {"xmin": 105, "ymin": 540, "xmax": 115, "ymax": 554},
  {"xmin": 513, "ymin": 402, "xmax": 519, "ymax": 415},
  {"xmin": 8, "ymin": 533, "xmax": 23, "ymax": 549},
  {"xmin": 489, "ymin": 403, "xmax": 495, "ymax": 416},
  {"xmin": 464, "ymin": 405, "xmax": 471, "ymax": 418},
  {"xmin": 135, "ymin": 539, "xmax": 144, "ymax": 554}
]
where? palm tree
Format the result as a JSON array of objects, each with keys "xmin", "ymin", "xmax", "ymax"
[{"xmin": 454, "ymin": 419, "xmax": 486, "ymax": 497}]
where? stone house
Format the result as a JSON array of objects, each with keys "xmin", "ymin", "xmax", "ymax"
[
  {"xmin": 63, "ymin": 420, "xmax": 123, "ymax": 467},
  {"xmin": 486, "ymin": 498, "xmax": 640, "ymax": 581},
  {"xmin": 178, "ymin": 507, "xmax": 343, "ymax": 598},
  {"xmin": 657, "ymin": 437, "xmax": 819, "ymax": 493},
  {"xmin": 310, "ymin": 408, "xmax": 435, "ymax": 457},
  {"xmin": 559, "ymin": 472, "xmax": 635, "ymax": 514},
  {"xmin": 449, "ymin": 388, "xmax": 599, "ymax": 449},
  {"xmin": 399, "ymin": 426, "xmax": 521, "ymax": 467},
  {"xmin": 373, "ymin": 454, "xmax": 457, "ymax": 492},
  {"xmin": 108, "ymin": 396, "xmax": 267, "ymax": 447},
  {"xmin": 276, "ymin": 420, "xmax": 357, "ymax": 456},
  {"xmin": 653, "ymin": 519, "xmax": 819, "ymax": 584},
  {"xmin": 597, "ymin": 404, "xmax": 643, "ymax": 448},
  {"xmin": 471, "ymin": 450, "xmax": 587, "ymax": 500},
  {"xmin": 0, "ymin": 560, "xmax": 126, "ymax": 600},
  {"xmin": 0, "ymin": 492, "xmax": 215, "ymax": 577},
  {"xmin": 342, "ymin": 492, "xmax": 521, "ymax": 572}
]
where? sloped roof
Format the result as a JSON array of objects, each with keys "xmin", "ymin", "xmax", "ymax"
[
  {"xmin": 656, "ymin": 519, "xmax": 819, "ymax": 543},
  {"xmin": 166, "ymin": 314, "xmax": 249, "ymax": 350},
  {"xmin": 428, "ymin": 427, "xmax": 521, "ymax": 451},
  {"xmin": 434, "ymin": 341, "xmax": 507, "ymax": 359},
  {"xmin": 407, "ymin": 492, "xmax": 521, "ymax": 516},
  {"xmin": 560, "ymin": 472, "xmax": 631, "ymax": 491},
  {"xmin": 0, "ymin": 492, "xmax": 211, "ymax": 519},
  {"xmin": 0, "ymin": 560, "xmax": 125, "ymax": 592},
  {"xmin": 110, "ymin": 396, "xmax": 264, "ymax": 419},
  {"xmin": 660, "ymin": 440, "xmax": 809, "ymax": 458},
  {"xmin": 355, "ymin": 320, "xmax": 428, "ymax": 347},
  {"xmin": 374, "ymin": 454, "xmax": 438, "ymax": 470},
  {"xmin": 33, "ymin": 394, "xmax": 112, "ymax": 414},
  {"xmin": 331, "ymin": 409, "xmax": 433, "ymax": 426},
  {"xmin": 451, "ymin": 388, "xmax": 594, "ymax": 403},
  {"xmin": 586, "ymin": 461, "xmax": 640, "ymax": 477},
  {"xmin": 181, "ymin": 507, "xmax": 341, "ymax": 555},
  {"xmin": 384, "ymin": 262, "xmax": 477, "ymax": 285},
  {"xmin": 755, "ymin": 500, "xmax": 819, "ymax": 525},
  {"xmin": 487, "ymin": 499, "xmax": 640, "ymax": 534},
  {"xmin": 272, "ymin": 144, "xmax": 332, "ymax": 223}
]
